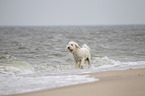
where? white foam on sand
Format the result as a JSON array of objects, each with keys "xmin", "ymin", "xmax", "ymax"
[{"xmin": 0, "ymin": 74, "xmax": 98, "ymax": 95}]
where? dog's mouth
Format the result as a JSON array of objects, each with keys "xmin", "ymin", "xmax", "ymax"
[
  {"xmin": 67, "ymin": 46, "xmax": 73, "ymax": 52},
  {"xmin": 69, "ymin": 49, "xmax": 73, "ymax": 52}
]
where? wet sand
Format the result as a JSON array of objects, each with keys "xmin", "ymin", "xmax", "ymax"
[{"xmin": 12, "ymin": 68, "xmax": 145, "ymax": 96}]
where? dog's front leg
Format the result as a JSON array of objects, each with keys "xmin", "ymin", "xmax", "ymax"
[
  {"xmin": 78, "ymin": 62, "xmax": 81, "ymax": 68},
  {"xmin": 80, "ymin": 58, "xmax": 85, "ymax": 69},
  {"xmin": 74, "ymin": 60, "xmax": 78, "ymax": 69}
]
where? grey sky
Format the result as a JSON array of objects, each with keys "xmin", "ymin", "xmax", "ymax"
[{"xmin": 0, "ymin": 0, "xmax": 145, "ymax": 26}]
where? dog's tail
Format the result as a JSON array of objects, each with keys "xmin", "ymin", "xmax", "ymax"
[{"xmin": 82, "ymin": 44, "xmax": 90, "ymax": 51}]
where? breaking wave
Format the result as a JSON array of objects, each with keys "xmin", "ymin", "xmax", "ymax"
[
  {"xmin": 0, "ymin": 55, "xmax": 145, "ymax": 76},
  {"xmin": 92, "ymin": 56, "xmax": 145, "ymax": 72},
  {"xmin": 0, "ymin": 55, "xmax": 34, "ymax": 75}
]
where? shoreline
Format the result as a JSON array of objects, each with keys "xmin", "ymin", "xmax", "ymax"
[{"xmin": 11, "ymin": 68, "xmax": 145, "ymax": 96}]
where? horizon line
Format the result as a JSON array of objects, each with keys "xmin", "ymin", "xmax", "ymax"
[{"xmin": 0, "ymin": 24, "xmax": 145, "ymax": 27}]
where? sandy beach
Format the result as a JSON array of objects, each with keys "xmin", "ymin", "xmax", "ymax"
[{"xmin": 11, "ymin": 68, "xmax": 145, "ymax": 96}]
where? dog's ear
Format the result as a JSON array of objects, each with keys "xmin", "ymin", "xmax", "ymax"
[{"xmin": 75, "ymin": 43, "xmax": 80, "ymax": 49}]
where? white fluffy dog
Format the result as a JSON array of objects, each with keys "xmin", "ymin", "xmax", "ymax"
[{"xmin": 66, "ymin": 41, "xmax": 91, "ymax": 69}]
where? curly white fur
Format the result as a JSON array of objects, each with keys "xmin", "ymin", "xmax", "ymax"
[{"xmin": 66, "ymin": 41, "xmax": 91, "ymax": 69}]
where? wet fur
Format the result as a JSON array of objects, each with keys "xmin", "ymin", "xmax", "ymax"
[{"xmin": 66, "ymin": 41, "xmax": 91, "ymax": 69}]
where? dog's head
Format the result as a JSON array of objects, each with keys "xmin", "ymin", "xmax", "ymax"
[{"xmin": 66, "ymin": 41, "xmax": 80, "ymax": 53}]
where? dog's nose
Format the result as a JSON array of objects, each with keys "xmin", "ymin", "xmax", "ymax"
[{"xmin": 68, "ymin": 47, "xmax": 70, "ymax": 49}]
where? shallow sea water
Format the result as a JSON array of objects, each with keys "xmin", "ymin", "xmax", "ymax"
[{"xmin": 0, "ymin": 25, "xmax": 145, "ymax": 95}]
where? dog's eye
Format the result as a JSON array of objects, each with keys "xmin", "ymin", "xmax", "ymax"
[{"xmin": 71, "ymin": 44, "xmax": 73, "ymax": 46}]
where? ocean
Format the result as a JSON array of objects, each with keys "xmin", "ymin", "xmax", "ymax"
[{"xmin": 0, "ymin": 25, "xmax": 145, "ymax": 95}]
